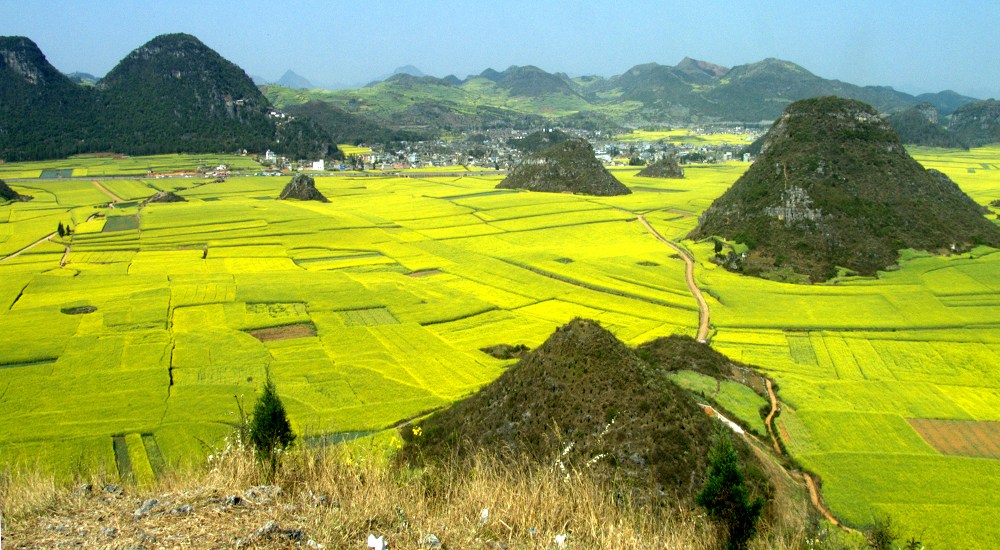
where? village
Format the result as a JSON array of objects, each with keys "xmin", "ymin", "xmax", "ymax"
[{"xmin": 254, "ymin": 125, "xmax": 761, "ymax": 174}]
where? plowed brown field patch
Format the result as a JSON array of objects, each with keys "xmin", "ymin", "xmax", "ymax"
[
  {"xmin": 248, "ymin": 323, "xmax": 316, "ymax": 342},
  {"xmin": 908, "ymin": 418, "xmax": 1000, "ymax": 459}
]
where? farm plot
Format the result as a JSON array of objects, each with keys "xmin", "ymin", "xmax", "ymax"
[{"xmin": 695, "ymin": 147, "xmax": 1000, "ymax": 549}]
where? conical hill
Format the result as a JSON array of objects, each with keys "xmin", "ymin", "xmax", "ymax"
[
  {"xmin": 637, "ymin": 155, "xmax": 684, "ymax": 178},
  {"xmin": 690, "ymin": 96, "xmax": 1000, "ymax": 281},
  {"xmin": 400, "ymin": 318, "xmax": 716, "ymax": 498},
  {"xmin": 497, "ymin": 139, "xmax": 631, "ymax": 196}
]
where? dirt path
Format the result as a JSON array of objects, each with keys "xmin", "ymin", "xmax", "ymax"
[
  {"xmin": 637, "ymin": 215, "xmax": 710, "ymax": 342},
  {"xmin": 0, "ymin": 232, "xmax": 57, "ymax": 263},
  {"xmin": 762, "ymin": 376, "xmax": 858, "ymax": 534},
  {"xmin": 764, "ymin": 379, "xmax": 781, "ymax": 453},
  {"xmin": 91, "ymin": 179, "xmax": 124, "ymax": 204}
]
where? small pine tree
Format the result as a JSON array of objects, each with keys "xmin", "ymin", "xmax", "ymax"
[
  {"xmin": 697, "ymin": 428, "xmax": 765, "ymax": 550},
  {"xmin": 249, "ymin": 379, "xmax": 295, "ymax": 477},
  {"xmin": 57, "ymin": 222, "xmax": 65, "ymax": 238}
]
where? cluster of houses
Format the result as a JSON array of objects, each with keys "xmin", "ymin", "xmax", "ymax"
[{"xmin": 254, "ymin": 126, "xmax": 762, "ymax": 174}]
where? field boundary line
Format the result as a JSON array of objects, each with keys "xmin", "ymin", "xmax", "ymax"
[{"xmin": 0, "ymin": 232, "xmax": 57, "ymax": 262}]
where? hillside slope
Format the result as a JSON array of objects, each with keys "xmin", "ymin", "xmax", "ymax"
[
  {"xmin": 0, "ymin": 34, "xmax": 338, "ymax": 161},
  {"xmin": 691, "ymin": 97, "xmax": 999, "ymax": 280}
]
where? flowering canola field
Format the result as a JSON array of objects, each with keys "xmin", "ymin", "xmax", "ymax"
[{"xmin": 0, "ymin": 149, "xmax": 998, "ymax": 548}]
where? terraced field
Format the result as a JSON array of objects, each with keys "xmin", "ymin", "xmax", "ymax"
[
  {"xmin": 0, "ymin": 160, "xmax": 738, "ymax": 478},
  {"xmin": 1, "ymin": 148, "xmax": 997, "ymax": 548}
]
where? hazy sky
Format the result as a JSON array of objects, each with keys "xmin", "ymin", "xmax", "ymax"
[{"xmin": 4, "ymin": 0, "xmax": 999, "ymax": 98}]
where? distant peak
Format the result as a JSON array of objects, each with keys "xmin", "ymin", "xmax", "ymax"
[
  {"xmin": 393, "ymin": 64, "xmax": 424, "ymax": 77},
  {"xmin": 675, "ymin": 57, "xmax": 728, "ymax": 77}
]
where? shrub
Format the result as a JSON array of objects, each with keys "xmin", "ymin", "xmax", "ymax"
[
  {"xmin": 697, "ymin": 428, "xmax": 765, "ymax": 550},
  {"xmin": 249, "ymin": 379, "xmax": 295, "ymax": 477}
]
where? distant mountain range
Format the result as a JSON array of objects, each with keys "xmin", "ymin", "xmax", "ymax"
[
  {"xmin": 0, "ymin": 34, "xmax": 339, "ymax": 161},
  {"xmin": 3, "ymin": 31, "xmax": 999, "ymax": 161},
  {"xmin": 261, "ymin": 57, "xmax": 986, "ymax": 139}
]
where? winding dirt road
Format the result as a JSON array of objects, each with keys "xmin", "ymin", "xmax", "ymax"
[
  {"xmin": 762, "ymin": 376, "xmax": 857, "ymax": 534},
  {"xmin": 638, "ymin": 214, "xmax": 710, "ymax": 342}
]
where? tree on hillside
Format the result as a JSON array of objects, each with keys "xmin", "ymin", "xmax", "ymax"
[
  {"xmin": 249, "ymin": 378, "xmax": 295, "ymax": 477},
  {"xmin": 697, "ymin": 428, "xmax": 765, "ymax": 550}
]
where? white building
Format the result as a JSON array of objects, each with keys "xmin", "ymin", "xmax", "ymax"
[{"xmin": 311, "ymin": 159, "xmax": 325, "ymax": 171}]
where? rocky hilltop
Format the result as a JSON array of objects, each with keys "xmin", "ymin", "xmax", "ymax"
[
  {"xmin": 0, "ymin": 34, "xmax": 339, "ymax": 161},
  {"xmin": 401, "ymin": 318, "xmax": 728, "ymax": 499},
  {"xmin": 278, "ymin": 173, "xmax": 328, "ymax": 202},
  {"xmin": 949, "ymin": 99, "xmax": 1000, "ymax": 148},
  {"xmin": 637, "ymin": 155, "xmax": 685, "ymax": 178},
  {"xmin": 888, "ymin": 103, "xmax": 968, "ymax": 149},
  {"xmin": 497, "ymin": 139, "xmax": 630, "ymax": 196},
  {"xmin": 691, "ymin": 96, "xmax": 1000, "ymax": 281}
]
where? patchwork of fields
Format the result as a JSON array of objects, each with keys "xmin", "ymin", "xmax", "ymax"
[{"xmin": 1, "ymin": 148, "xmax": 998, "ymax": 548}]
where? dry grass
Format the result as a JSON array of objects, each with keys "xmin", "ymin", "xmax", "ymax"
[{"xmin": 0, "ymin": 436, "xmax": 827, "ymax": 549}]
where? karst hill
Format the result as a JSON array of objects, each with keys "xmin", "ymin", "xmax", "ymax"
[
  {"xmin": 691, "ymin": 96, "xmax": 1000, "ymax": 281},
  {"xmin": 637, "ymin": 155, "xmax": 685, "ymax": 178},
  {"xmin": 0, "ymin": 33, "xmax": 339, "ymax": 161},
  {"xmin": 497, "ymin": 139, "xmax": 631, "ymax": 196},
  {"xmin": 400, "ymin": 318, "xmax": 757, "ymax": 500}
]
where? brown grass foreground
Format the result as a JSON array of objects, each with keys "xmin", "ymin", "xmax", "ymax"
[{"xmin": 0, "ymin": 437, "xmax": 840, "ymax": 549}]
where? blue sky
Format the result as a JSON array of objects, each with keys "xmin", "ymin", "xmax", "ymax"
[{"xmin": 4, "ymin": 0, "xmax": 1000, "ymax": 98}]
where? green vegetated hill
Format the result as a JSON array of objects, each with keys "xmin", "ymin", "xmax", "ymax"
[
  {"xmin": 888, "ymin": 103, "xmax": 968, "ymax": 149},
  {"xmin": 267, "ymin": 57, "xmax": 981, "ymax": 134},
  {"xmin": 507, "ymin": 128, "xmax": 572, "ymax": 153},
  {"xmin": 949, "ymin": 99, "xmax": 1000, "ymax": 147},
  {"xmin": 691, "ymin": 96, "xmax": 1000, "ymax": 280},
  {"xmin": 497, "ymin": 138, "xmax": 631, "ymax": 196},
  {"xmin": 0, "ymin": 34, "xmax": 339, "ymax": 161},
  {"xmin": 401, "ymin": 318, "xmax": 770, "ymax": 502}
]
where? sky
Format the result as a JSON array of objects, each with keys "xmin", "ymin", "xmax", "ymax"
[{"xmin": 4, "ymin": 0, "xmax": 1000, "ymax": 98}]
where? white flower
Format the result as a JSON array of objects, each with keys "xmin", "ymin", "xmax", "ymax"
[
  {"xmin": 479, "ymin": 508, "xmax": 489, "ymax": 525},
  {"xmin": 554, "ymin": 533, "xmax": 568, "ymax": 547},
  {"xmin": 367, "ymin": 534, "xmax": 386, "ymax": 550}
]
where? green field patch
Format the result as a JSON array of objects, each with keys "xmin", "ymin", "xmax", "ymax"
[
  {"xmin": 39, "ymin": 169, "xmax": 74, "ymax": 179},
  {"xmin": 247, "ymin": 322, "xmax": 317, "ymax": 342},
  {"xmin": 103, "ymin": 215, "xmax": 140, "ymax": 232},
  {"xmin": 0, "ymin": 358, "xmax": 57, "ymax": 370},
  {"xmin": 59, "ymin": 304, "xmax": 97, "ymax": 315},
  {"xmin": 141, "ymin": 433, "xmax": 166, "ymax": 477},
  {"xmin": 112, "ymin": 435, "xmax": 133, "ymax": 482},
  {"xmin": 439, "ymin": 190, "xmax": 513, "ymax": 200},
  {"xmin": 339, "ymin": 307, "xmax": 399, "ymax": 326}
]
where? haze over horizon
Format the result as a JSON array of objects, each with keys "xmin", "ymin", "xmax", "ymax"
[{"xmin": 4, "ymin": 0, "xmax": 1000, "ymax": 99}]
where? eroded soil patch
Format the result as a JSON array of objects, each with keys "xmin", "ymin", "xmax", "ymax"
[
  {"xmin": 908, "ymin": 418, "xmax": 1000, "ymax": 459},
  {"xmin": 247, "ymin": 323, "xmax": 317, "ymax": 342}
]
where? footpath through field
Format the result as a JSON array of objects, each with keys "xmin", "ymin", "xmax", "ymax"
[
  {"xmin": 637, "ymin": 215, "xmax": 710, "ymax": 342},
  {"xmin": 91, "ymin": 179, "xmax": 125, "ymax": 205},
  {"xmin": 762, "ymin": 378, "xmax": 858, "ymax": 534},
  {"xmin": 0, "ymin": 232, "xmax": 57, "ymax": 263}
]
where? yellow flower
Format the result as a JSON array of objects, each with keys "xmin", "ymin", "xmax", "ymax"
[{"xmin": 412, "ymin": 426, "xmax": 423, "ymax": 437}]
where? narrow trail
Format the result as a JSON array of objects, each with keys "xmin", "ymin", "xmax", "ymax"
[
  {"xmin": 91, "ymin": 179, "xmax": 124, "ymax": 204},
  {"xmin": 0, "ymin": 232, "xmax": 57, "ymax": 263},
  {"xmin": 763, "ymin": 376, "xmax": 858, "ymax": 534},
  {"xmin": 764, "ymin": 379, "xmax": 781, "ymax": 454},
  {"xmin": 637, "ymin": 214, "xmax": 710, "ymax": 342}
]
